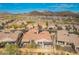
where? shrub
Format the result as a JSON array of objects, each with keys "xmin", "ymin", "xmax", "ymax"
[{"xmin": 4, "ymin": 43, "xmax": 19, "ymax": 55}]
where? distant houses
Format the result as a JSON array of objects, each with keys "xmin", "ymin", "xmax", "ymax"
[{"xmin": 0, "ymin": 19, "xmax": 79, "ymax": 53}]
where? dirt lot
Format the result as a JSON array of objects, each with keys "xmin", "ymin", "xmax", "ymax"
[{"xmin": 0, "ymin": 48, "xmax": 78, "ymax": 55}]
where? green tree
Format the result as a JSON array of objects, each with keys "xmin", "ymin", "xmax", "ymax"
[
  {"xmin": 26, "ymin": 40, "xmax": 38, "ymax": 55},
  {"xmin": 45, "ymin": 21, "xmax": 48, "ymax": 28},
  {"xmin": 12, "ymin": 24, "xmax": 18, "ymax": 29},
  {"xmin": 27, "ymin": 40, "xmax": 38, "ymax": 48},
  {"xmin": 38, "ymin": 24, "xmax": 42, "ymax": 33},
  {"xmin": 4, "ymin": 43, "xmax": 19, "ymax": 55}
]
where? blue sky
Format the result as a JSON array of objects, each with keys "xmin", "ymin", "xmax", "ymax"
[{"xmin": 0, "ymin": 3, "xmax": 79, "ymax": 13}]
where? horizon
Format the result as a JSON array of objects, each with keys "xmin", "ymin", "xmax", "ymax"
[{"xmin": 0, "ymin": 3, "xmax": 79, "ymax": 14}]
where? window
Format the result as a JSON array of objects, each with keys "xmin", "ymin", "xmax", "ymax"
[
  {"xmin": 66, "ymin": 43, "xmax": 71, "ymax": 45},
  {"xmin": 38, "ymin": 42, "xmax": 42, "ymax": 44},
  {"xmin": 76, "ymin": 47, "xmax": 79, "ymax": 51},
  {"xmin": 58, "ymin": 41, "xmax": 64, "ymax": 45}
]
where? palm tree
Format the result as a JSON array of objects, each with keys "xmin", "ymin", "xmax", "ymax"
[
  {"xmin": 53, "ymin": 30, "xmax": 57, "ymax": 54},
  {"xmin": 48, "ymin": 27, "xmax": 57, "ymax": 54},
  {"xmin": 16, "ymin": 31, "xmax": 24, "ymax": 47}
]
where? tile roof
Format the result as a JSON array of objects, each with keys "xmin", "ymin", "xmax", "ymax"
[
  {"xmin": 0, "ymin": 32, "xmax": 19, "ymax": 42},
  {"xmin": 22, "ymin": 28, "xmax": 52, "ymax": 42},
  {"xmin": 57, "ymin": 30, "xmax": 79, "ymax": 46}
]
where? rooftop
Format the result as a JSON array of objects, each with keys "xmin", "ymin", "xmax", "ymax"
[{"xmin": 22, "ymin": 28, "xmax": 52, "ymax": 42}]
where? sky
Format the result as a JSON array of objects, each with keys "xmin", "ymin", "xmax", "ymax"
[{"xmin": 0, "ymin": 3, "xmax": 79, "ymax": 14}]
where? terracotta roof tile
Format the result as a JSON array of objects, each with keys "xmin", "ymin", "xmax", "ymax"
[
  {"xmin": 57, "ymin": 30, "xmax": 79, "ymax": 46},
  {"xmin": 22, "ymin": 28, "xmax": 52, "ymax": 42},
  {"xmin": 0, "ymin": 32, "xmax": 18, "ymax": 42}
]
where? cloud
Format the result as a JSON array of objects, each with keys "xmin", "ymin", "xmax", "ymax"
[
  {"xmin": 47, "ymin": 4, "xmax": 79, "ymax": 12},
  {"xmin": 48, "ymin": 4, "xmax": 79, "ymax": 8}
]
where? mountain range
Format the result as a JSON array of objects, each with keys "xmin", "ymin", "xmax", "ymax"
[{"xmin": 0, "ymin": 11, "xmax": 79, "ymax": 18}]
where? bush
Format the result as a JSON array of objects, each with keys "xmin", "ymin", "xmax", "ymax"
[
  {"xmin": 4, "ymin": 43, "xmax": 19, "ymax": 55},
  {"xmin": 27, "ymin": 40, "xmax": 38, "ymax": 48},
  {"xmin": 56, "ymin": 45, "xmax": 64, "ymax": 50},
  {"xmin": 69, "ymin": 31, "xmax": 79, "ymax": 35}
]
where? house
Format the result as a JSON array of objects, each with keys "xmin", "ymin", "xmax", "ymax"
[
  {"xmin": 0, "ymin": 31, "xmax": 22, "ymax": 47},
  {"xmin": 57, "ymin": 30, "xmax": 79, "ymax": 51},
  {"xmin": 57, "ymin": 30, "xmax": 69, "ymax": 46},
  {"xmin": 74, "ymin": 24, "xmax": 79, "ymax": 31},
  {"xmin": 22, "ymin": 28, "xmax": 53, "ymax": 48}
]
